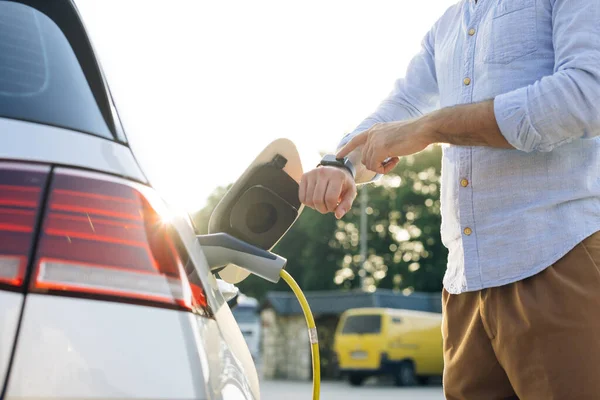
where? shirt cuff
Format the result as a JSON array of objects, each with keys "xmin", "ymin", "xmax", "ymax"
[{"xmin": 493, "ymin": 88, "xmax": 542, "ymax": 153}]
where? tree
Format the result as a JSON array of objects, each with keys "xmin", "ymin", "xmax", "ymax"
[
  {"xmin": 192, "ymin": 145, "xmax": 447, "ymax": 301},
  {"xmin": 333, "ymin": 145, "xmax": 447, "ymax": 294},
  {"xmin": 192, "ymin": 184, "xmax": 231, "ymax": 235}
]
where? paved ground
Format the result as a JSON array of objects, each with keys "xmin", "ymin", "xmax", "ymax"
[{"xmin": 260, "ymin": 379, "xmax": 444, "ymax": 400}]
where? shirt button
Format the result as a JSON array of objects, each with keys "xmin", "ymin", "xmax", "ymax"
[
  {"xmin": 460, "ymin": 179, "xmax": 469, "ymax": 188},
  {"xmin": 463, "ymin": 77, "xmax": 472, "ymax": 86},
  {"xmin": 468, "ymin": 28, "xmax": 476, "ymax": 36},
  {"xmin": 464, "ymin": 227, "xmax": 473, "ymax": 236}
]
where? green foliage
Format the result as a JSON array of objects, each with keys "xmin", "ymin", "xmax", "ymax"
[
  {"xmin": 334, "ymin": 146, "xmax": 446, "ymax": 293},
  {"xmin": 192, "ymin": 184, "xmax": 231, "ymax": 235},
  {"xmin": 192, "ymin": 146, "xmax": 447, "ymax": 301}
]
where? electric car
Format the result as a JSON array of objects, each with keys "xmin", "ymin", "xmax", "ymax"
[{"xmin": 0, "ymin": 1, "xmax": 303, "ymax": 399}]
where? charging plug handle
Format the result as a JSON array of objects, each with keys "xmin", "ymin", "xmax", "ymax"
[{"xmin": 197, "ymin": 233, "xmax": 286, "ymax": 283}]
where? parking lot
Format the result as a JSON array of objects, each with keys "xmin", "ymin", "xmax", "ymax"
[{"xmin": 261, "ymin": 380, "xmax": 444, "ymax": 400}]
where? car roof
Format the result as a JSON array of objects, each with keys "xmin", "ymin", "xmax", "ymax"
[{"xmin": 341, "ymin": 307, "xmax": 441, "ymax": 318}]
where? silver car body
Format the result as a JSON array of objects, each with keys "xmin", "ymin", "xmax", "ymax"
[{"xmin": 0, "ymin": 1, "xmax": 260, "ymax": 399}]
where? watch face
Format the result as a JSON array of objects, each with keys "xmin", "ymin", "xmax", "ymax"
[{"xmin": 323, "ymin": 154, "xmax": 339, "ymax": 163}]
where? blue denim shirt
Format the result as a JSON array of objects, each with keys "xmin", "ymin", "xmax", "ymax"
[{"xmin": 340, "ymin": 0, "xmax": 600, "ymax": 294}]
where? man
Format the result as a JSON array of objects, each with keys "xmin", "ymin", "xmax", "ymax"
[{"xmin": 299, "ymin": 0, "xmax": 600, "ymax": 398}]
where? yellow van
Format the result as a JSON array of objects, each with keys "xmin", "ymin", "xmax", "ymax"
[{"xmin": 333, "ymin": 307, "xmax": 443, "ymax": 386}]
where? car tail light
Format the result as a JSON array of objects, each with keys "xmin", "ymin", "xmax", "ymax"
[
  {"xmin": 0, "ymin": 163, "xmax": 49, "ymax": 289},
  {"xmin": 31, "ymin": 169, "xmax": 208, "ymax": 313}
]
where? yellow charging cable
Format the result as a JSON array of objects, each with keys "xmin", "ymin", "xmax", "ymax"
[{"xmin": 280, "ymin": 269, "xmax": 320, "ymax": 400}]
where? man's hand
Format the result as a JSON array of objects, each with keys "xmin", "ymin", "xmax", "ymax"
[
  {"xmin": 336, "ymin": 119, "xmax": 434, "ymax": 174},
  {"xmin": 336, "ymin": 101, "xmax": 513, "ymax": 174},
  {"xmin": 299, "ymin": 166, "xmax": 357, "ymax": 219}
]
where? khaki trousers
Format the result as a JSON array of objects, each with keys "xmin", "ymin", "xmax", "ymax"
[{"xmin": 442, "ymin": 231, "xmax": 600, "ymax": 400}]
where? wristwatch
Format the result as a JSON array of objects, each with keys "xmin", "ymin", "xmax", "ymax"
[{"xmin": 317, "ymin": 154, "xmax": 356, "ymax": 179}]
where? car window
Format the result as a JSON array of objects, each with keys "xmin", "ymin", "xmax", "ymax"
[
  {"xmin": 232, "ymin": 306, "xmax": 259, "ymax": 324},
  {"xmin": 341, "ymin": 315, "xmax": 382, "ymax": 334},
  {"xmin": 0, "ymin": 1, "xmax": 111, "ymax": 138}
]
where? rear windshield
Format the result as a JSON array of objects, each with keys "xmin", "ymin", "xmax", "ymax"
[
  {"xmin": 341, "ymin": 314, "xmax": 382, "ymax": 335},
  {"xmin": 0, "ymin": 1, "xmax": 111, "ymax": 138}
]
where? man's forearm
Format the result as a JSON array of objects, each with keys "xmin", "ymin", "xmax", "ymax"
[
  {"xmin": 427, "ymin": 100, "xmax": 514, "ymax": 149},
  {"xmin": 335, "ymin": 100, "xmax": 513, "ymax": 179}
]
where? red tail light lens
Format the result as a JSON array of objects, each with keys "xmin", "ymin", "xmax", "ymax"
[
  {"xmin": 31, "ymin": 169, "xmax": 208, "ymax": 313},
  {"xmin": 0, "ymin": 163, "xmax": 49, "ymax": 289}
]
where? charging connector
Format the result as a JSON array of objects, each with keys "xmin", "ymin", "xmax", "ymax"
[{"xmin": 197, "ymin": 233, "xmax": 286, "ymax": 283}]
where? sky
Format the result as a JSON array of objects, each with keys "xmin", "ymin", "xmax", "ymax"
[{"xmin": 75, "ymin": 0, "xmax": 455, "ymax": 212}]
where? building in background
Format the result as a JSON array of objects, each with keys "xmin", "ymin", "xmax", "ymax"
[{"xmin": 260, "ymin": 289, "xmax": 442, "ymax": 380}]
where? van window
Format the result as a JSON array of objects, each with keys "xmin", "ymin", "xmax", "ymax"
[
  {"xmin": 0, "ymin": 1, "xmax": 111, "ymax": 138},
  {"xmin": 232, "ymin": 306, "xmax": 259, "ymax": 324},
  {"xmin": 341, "ymin": 315, "xmax": 382, "ymax": 334}
]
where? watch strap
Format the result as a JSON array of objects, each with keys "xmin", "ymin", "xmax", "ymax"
[{"xmin": 317, "ymin": 154, "xmax": 356, "ymax": 179}]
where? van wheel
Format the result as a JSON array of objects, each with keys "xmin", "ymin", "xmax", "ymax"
[
  {"xmin": 394, "ymin": 361, "xmax": 417, "ymax": 387},
  {"xmin": 348, "ymin": 373, "xmax": 366, "ymax": 386},
  {"xmin": 417, "ymin": 376, "xmax": 430, "ymax": 385}
]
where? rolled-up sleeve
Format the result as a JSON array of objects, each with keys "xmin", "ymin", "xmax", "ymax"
[
  {"xmin": 338, "ymin": 24, "xmax": 440, "ymax": 150},
  {"xmin": 494, "ymin": 0, "xmax": 600, "ymax": 153}
]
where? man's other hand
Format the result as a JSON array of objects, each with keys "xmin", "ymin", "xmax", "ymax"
[
  {"xmin": 299, "ymin": 166, "xmax": 357, "ymax": 219},
  {"xmin": 336, "ymin": 120, "xmax": 432, "ymax": 174}
]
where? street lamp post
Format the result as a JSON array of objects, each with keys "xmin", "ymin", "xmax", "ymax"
[{"xmin": 359, "ymin": 185, "xmax": 368, "ymax": 291}]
